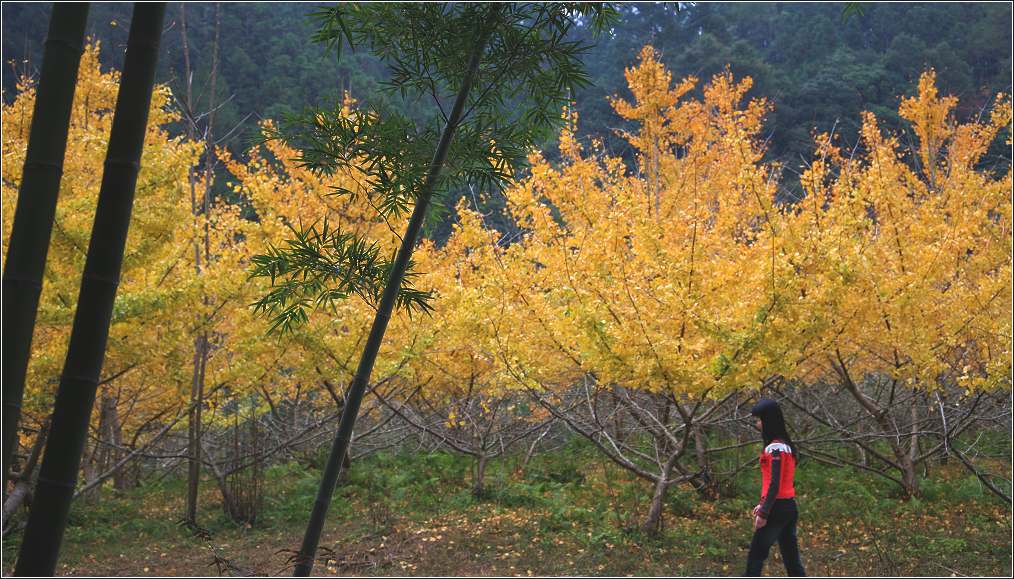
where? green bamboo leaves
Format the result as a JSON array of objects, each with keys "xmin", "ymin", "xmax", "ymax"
[{"xmin": 250, "ymin": 218, "xmax": 433, "ymax": 334}]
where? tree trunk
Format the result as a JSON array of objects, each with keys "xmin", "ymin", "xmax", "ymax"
[
  {"xmin": 180, "ymin": 1, "xmax": 220, "ymax": 527},
  {"xmin": 292, "ymin": 16, "xmax": 494, "ymax": 576},
  {"xmin": 79, "ymin": 392, "xmax": 119, "ymax": 501},
  {"xmin": 836, "ymin": 356, "xmax": 920, "ymax": 498},
  {"xmin": 692, "ymin": 425, "xmax": 716, "ymax": 499},
  {"xmin": 902, "ymin": 397, "xmax": 921, "ymax": 498},
  {"xmin": 97, "ymin": 390, "xmax": 125, "ymax": 490},
  {"xmin": 14, "ymin": 5, "xmax": 167, "ymax": 574},
  {"xmin": 472, "ymin": 455, "xmax": 489, "ymax": 498},
  {"xmin": 179, "ymin": 2, "xmax": 202, "ymax": 524},
  {"xmin": 641, "ymin": 447, "xmax": 684, "ymax": 534},
  {"xmin": 108, "ymin": 399, "xmax": 125, "ymax": 491},
  {"xmin": 2, "ymin": 2, "xmax": 90, "ymax": 493},
  {"xmin": 641, "ymin": 476, "xmax": 669, "ymax": 534},
  {"xmin": 2, "ymin": 420, "xmax": 49, "ymax": 531},
  {"xmin": 900, "ymin": 457, "xmax": 919, "ymax": 498},
  {"xmin": 208, "ymin": 457, "xmax": 238, "ymax": 522},
  {"xmin": 80, "ymin": 448, "xmax": 99, "ymax": 503},
  {"xmin": 856, "ymin": 419, "xmax": 868, "ymax": 467},
  {"xmin": 185, "ymin": 334, "xmax": 207, "ymax": 525}
]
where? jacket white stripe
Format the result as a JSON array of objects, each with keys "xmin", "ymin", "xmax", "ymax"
[{"xmin": 764, "ymin": 442, "xmax": 791, "ymax": 454}]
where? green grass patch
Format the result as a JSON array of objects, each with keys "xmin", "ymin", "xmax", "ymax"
[{"xmin": 3, "ymin": 437, "xmax": 1010, "ymax": 576}]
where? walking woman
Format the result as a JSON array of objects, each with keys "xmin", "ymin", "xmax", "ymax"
[{"xmin": 744, "ymin": 398, "xmax": 806, "ymax": 576}]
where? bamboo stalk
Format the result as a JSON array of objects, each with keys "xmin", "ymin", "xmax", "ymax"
[
  {"xmin": 14, "ymin": 4, "xmax": 167, "ymax": 575},
  {"xmin": 291, "ymin": 15, "xmax": 495, "ymax": 578},
  {"xmin": 2, "ymin": 2, "xmax": 90, "ymax": 493}
]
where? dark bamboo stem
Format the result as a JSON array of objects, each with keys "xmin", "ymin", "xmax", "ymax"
[
  {"xmin": 14, "ymin": 4, "xmax": 167, "ymax": 575},
  {"xmin": 2, "ymin": 3, "xmax": 90, "ymax": 493},
  {"xmin": 291, "ymin": 17, "xmax": 494, "ymax": 578}
]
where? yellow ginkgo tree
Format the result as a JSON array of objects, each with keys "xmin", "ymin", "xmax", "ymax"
[
  {"xmin": 374, "ymin": 202, "xmax": 553, "ymax": 497},
  {"xmin": 777, "ymin": 71, "xmax": 1012, "ymax": 497},
  {"xmin": 1, "ymin": 42, "xmax": 205, "ymax": 500},
  {"xmin": 220, "ymin": 114, "xmax": 417, "ymax": 475},
  {"xmin": 493, "ymin": 47, "xmax": 792, "ymax": 531}
]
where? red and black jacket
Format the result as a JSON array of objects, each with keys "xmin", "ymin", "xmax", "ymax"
[{"xmin": 757, "ymin": 439, "xmax": 796, "ymax": 518}]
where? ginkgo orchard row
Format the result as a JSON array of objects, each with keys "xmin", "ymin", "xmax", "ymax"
[
  {"xmin": 466, "ymin": 47, "xmax": 1010, "ymax": 513},
  {"xmin": 1, "ymin": 43, "xmax": 1009, "ymax": 533}
]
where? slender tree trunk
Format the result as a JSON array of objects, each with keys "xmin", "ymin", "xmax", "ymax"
[
  {"xmin": 472, "ymin": 455, "xmax": 489, "ymax": 498},
  {"xmin": 900, "ymin": 456, "xmax": 918, "ymax": 498},
  {"xmin": 179, "ymin": 2, "xmax": 201, "ymax": 525},
  {"xmin": 81, "ymin": 391, "xmax": 118, "ymax": 500},
  {"xmin": 902, "ymin": 396, "xmax": 921, "ymax": 497},
  {"xmin": 337, "ymin": 444, "xmax": 352, "ymax": 485},
  {"xmin": 180, "ymin": 2, "xmax": 220, "ymax": 527},
  {"xmin": 856, "ymin": 418, "xmax": 868, "ymax": 467},
  {"xmin": 2, "ymin": 3, "xmax": 90, "ymax": 493},
  {"xmin": 79, "ymin": 443, "xmax": 99, "ymax": 503},
  {"xmin": 291, "ymin": 18, "xmax": 494, "ymax": 577},
  {"xmin": 185, "ymin": 334, "xmax": 206, "ymax": 523},
  {"xmin": 2, "ymin": 420, "xmax": 49, "ymax": 531},
  {"xmin": 14, "ymin": 5, "xmax": 167, "ymax": 574},
  {"xmin": 208, "ymin": 455, "xmax": 238, "ymax": 521},
  {"xmin": 319, "ymin": 380, "xmax": 353, "ymax": 483},
  {"xmin": 835, "ymin": 355, "xmax": 920, "ymax": 498},
  {"xmin": 641, "ymin": 448, "xmax": 683, "ymax": 534},
  {"xmin": 98, "ymin": 392, "xmax": 116, "ymax": 472},
  {"xmin": 108, "ymin": 398, "xmax": 125, "ymax": 491},
  {"xmin": 693, "ymin": 425, "xmax": 716, "ymax": 499},
  {"xmin": 642, "ymin": 475, "xmax": 670, "ymax": 534}
]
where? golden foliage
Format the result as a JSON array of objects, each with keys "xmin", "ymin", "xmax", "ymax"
[{"xmin": 2, "ymin": 43, "xmax": 1008, "ymax": 458}]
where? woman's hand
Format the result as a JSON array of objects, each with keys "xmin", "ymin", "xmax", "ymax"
[
  {"xmin": 752, "ymin": 504, "xmax": 761, "ymax": 518},
  {"xmin": 754, "ymin": 515, "xmax": 767, "ymax": 530}
]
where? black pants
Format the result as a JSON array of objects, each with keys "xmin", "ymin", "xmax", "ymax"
[{"xmin": 744, "ymin": 498, "xmax": 806, "ymax": 576}]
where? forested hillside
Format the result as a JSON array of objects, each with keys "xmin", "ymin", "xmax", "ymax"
[
  {"xmin": 4, "ymin": 3, "xmax": 1011, "ymax": 207},
  {"xmin": 3, "ymin": 3, "xmax": 362, "ymax": 146},
  {"xmin": 570, "ymin": 3, "xmax": 1012, "ymax": 165}
]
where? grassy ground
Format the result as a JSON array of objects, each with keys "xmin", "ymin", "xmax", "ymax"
[{"xmin": 4, "ymin": 439, "xmax": 1011, "ymax": 576}]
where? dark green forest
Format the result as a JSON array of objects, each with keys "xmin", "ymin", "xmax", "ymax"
[{"xmin": 3, "ymin": 2, "xmax": 1012, "ymax": 233}]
